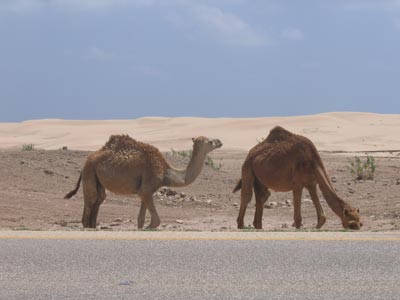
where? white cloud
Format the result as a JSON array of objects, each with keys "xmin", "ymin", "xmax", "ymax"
[
  {"xmin": 281, "ymin": 28, "xmax": 304, "ymax": 41},
  {"xmin": 193, "ymin": 5, "xmax": 265, "ymax": 46},
  {"xmin": 83, "ymin": 47, "xmax": 115, "ymax": 61}
]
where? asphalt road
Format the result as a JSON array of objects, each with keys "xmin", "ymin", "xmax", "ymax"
[{"xmin": 1, "ymin": 231, "xmax": 399, "ymax": 300}]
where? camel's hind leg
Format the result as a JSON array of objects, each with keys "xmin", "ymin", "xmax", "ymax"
[
  {"xmin": 237, "ymin": 166, "xmax": 255, "ymax": 229},
  {"xmin": 88, "ymin": 181, "xmax": 106, "ymax": 228},
  {"xmin": 253, "ymin": 179, "xmax": 271, "ymax": 229},
  {"xmin": 306, "ymin": 184, "xmax": 326, "ymax": 229},
  {"xmin": 81, "ymin": 167, "xmax": 99, "ymax": 228},
  {"xmin": 140, "ymin": 193, "xmax": 160, "ymax": 229}
]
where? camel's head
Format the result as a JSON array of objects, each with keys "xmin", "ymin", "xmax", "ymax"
[
  {"xmin": 342, "ymin": 207, "xmax": 362, "ymax": 230},
  {"xmin": 192, "ymin": 136, "xmax": 223, "ymax": 153}
]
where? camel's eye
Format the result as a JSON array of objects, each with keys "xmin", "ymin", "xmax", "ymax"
[{"xmin": 208, "ymin": 141, "xmax": 213, "ymax": 145}]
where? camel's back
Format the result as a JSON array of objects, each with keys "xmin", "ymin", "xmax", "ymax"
[
  {"xmin": 97, "ymin": 134, "xmax": 169, "ymax": 173},
  {"xmin": 247, "ymin": 126, "xmax": 322, "ymax": 165}
]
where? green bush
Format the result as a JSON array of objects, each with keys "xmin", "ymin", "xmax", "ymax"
[
  {"xmin": 349, "ymin": 155, "xmax": 376, "ymax": 180},
  {"xmin": 22, "ymin": 144, "xmax": 35, "ymax": 151}
]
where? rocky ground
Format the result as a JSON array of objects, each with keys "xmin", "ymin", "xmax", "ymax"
[{"xmin": 0, "ymin": 148, "xmax": 399, "ymax": 231}]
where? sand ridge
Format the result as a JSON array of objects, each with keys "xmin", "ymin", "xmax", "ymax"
[{"xmin": 0, "ymin": 112, "xmax": 399, "ymax": 152}]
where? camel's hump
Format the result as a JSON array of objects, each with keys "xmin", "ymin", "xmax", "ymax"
[
  {"xmin": 102, "ymin": 134, "xmax": 158, "ymax": 153},
  {"xmin": 266, "ymin": 126, "xmax": 295, "ymax": 142}
]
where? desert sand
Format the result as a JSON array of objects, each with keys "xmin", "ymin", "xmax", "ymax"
[
  {"xmin": 0, "ymin": 112, "xmax": 399, "ymax": 231},
  {"xmin": 1, "ymin": 112, "xmax": 400, "ymax": 153}
]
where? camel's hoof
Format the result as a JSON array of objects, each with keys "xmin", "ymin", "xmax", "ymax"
[
  {"xmin": 292, "ymin": 222, "xmax": 303, "ymax": 229},
  {"xmin": 316, "ymin": 216, "xmax": 326, "ymax": 229},
  {"xmin": 253, "ymin": 223, "xmax": 263, "ymax": 230}
]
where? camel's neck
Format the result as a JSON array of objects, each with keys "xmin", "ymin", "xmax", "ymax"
[
  {"xmin": 316, "ymin": 165, "xmax": 348, "ymax": 219},
  {"xmin": 163, "ymin": 148, "xmax": 207, "ymax": 187},
  {"xmin": 321, "ymin": 188, "xmax": 347, "ymax": 219}
]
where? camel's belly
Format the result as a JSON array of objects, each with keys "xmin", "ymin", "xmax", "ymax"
[{"xmin": 253, "ymin": 164, "xmax": 295, "ymax": 192}]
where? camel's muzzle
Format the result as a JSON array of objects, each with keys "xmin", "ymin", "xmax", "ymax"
[{"xmin": 213, "ymin": 139, "xmax": 223, "ymax": 149}]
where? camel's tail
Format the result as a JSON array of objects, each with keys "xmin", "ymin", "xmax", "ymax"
[
  {"xmin": 64, "ymin": 173, "xmax": 82, "ymax": 199},
  {"xmin": 232, "ymin": 179, "xmax": 242, "ymax": 193}
]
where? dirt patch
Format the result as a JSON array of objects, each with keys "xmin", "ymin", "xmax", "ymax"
[{"xmin": 0, "ymin": 149, "xmax": 399, "ymax": 231}]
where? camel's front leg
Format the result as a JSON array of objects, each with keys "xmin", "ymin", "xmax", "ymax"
[
  {"xmin": 306, "ymin": 184, "xmax": 326, "ymax": 229},
  {"xmin": 137, "ymin": 202, "xmax": 147, "ymax": 229},
  {"xmin": 292, "ymin": 187, "xmax": 303, "ymax": 229},
  {"xmin": 141, "ymin": 193, "xmax": 160, "ymax": 228}
]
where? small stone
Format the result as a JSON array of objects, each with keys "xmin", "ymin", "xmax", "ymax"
[
  {"xmin": 347, "ymin": 188, "xmax": 355, "ymax": 194},
  {"xmin": 396, "ymin": 179, "xmax": 400, "ymax": 185},
  {"xmin": 206, "ymin": 199, "xmax": 213, "ymax": 204},
  {"xmin": 62, "ymin": 146, "xmax": 68, "ymax": 150},
  {"xmin": 232, "ymin": 203, "xmax": 239, "ymax": 207},
  {"xmin": 302, "ymin": 199, "xmax": 312, "ymax": 204},
  {"xmin": 55, "ymin": 221, "xmax": 68, "ymax": 227},
  {"xmin": 179, "ymin": 192, "xmax": 186, "ymax": 198},
  {"xmin": 119, "ymin": 280, "xmax": 134, "ymax": 286},
  {"xmin": 175, "ymin": 219, "xmax": 184, "ymax": 224},
  {"xmin": 265, "ymin": 201, "xmax": 278, "ymax": 209},
  {"xmin": 281, "ymin": 223, "xmax": 289, "ymax": 229},
  {"xmin": 285, "ymin": 199, "xmax": 292, "ymax": 206},
  {"xmin": 190, "ymin": 196, "xmax": 197, "ymax": 202},
  {"xmin": 165, "ymin": 188, "xmax": 177, "ymax": 196},
  {"xmin": 44, "ymin": 169, "xmax": 54, "ymax": 175},
  {"xmin": 331, "ymin": 176, "xmax": 337, "ymax": 183},
  {"xmin": 113, "ymin": 218, "xmax": 123, "ymax": 223}
]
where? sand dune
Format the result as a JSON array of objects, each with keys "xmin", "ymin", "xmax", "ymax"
[{"xmin": 0, "ymin": 112, "xmax": 399, "ymax": 152}]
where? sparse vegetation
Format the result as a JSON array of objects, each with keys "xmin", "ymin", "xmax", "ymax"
[
  {"xmin": 170, "ymin": 148, "xmax": 192, "ymax": 158},
  {"xmin": 170, "ymin": 148, "xmax": 223, "ymax": 171},
  {"xmin": 256, "ymin": 137, "xmax": 265, "ymax": 144},
  {"xmin": 205, "ymin": 156, "xmax": 223, "ymax": 171},
  {"xmin": 349, "ymin": 155, "xmax": 376, "ymax": 180},
  {"xmin": 22, "ymin": 144, "xmax": 35, "ymax": 151}
]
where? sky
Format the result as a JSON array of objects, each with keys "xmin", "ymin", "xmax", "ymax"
[{"xmin": 1, "ymin": 0, "xmax": 400, "ymax": 121}]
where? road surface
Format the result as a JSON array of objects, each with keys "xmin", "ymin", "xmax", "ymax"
[{"xmin": 1, "ymin": 231, "xmax": 399, "ymax": 300}]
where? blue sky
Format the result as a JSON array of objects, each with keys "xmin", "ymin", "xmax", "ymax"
[{"xmin": 1, "ymin": 0, "xmax": 400, "ymax": 121}]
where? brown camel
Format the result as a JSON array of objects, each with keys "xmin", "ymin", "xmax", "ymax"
[
  {"xmin": 65, "ymin": 134, "xmax": 222, "ymax": 229},
  {"xmin": 233, "ymin": 126, "xmax": 362, "ymax": 230}
]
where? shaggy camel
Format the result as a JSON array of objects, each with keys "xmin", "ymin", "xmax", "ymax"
[
  {"xmin": 65, "ymin": 134, "xmax": 222, "ymax": 228},
  {"xmin": 233, "ymin": 126, "xmax": 362, "ymax": 230}
]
